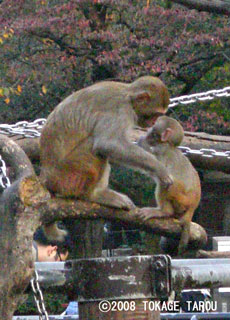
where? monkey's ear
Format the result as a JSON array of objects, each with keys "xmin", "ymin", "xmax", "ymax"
[
  {"xmin": 130, "ymin": 91, "xmax": 151, "ymax": 104},
  {"xmin": 161, "ymin": 128, "xmax": 173, "ymax": 142}
]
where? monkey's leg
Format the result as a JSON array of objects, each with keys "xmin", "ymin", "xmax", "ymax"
[{"xmin": 88, "ymin": 162, "xmax": 135, "ymax": 210}]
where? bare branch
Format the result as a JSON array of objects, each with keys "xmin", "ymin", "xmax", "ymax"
[
  {"xmin": 0, "ymin": 134, "xmax": 35, "ymax": 181},
  {"xmin": 29, "ymin": 29, "xmax": 93, "ymax": 59}
]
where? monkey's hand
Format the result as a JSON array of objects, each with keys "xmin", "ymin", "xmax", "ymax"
[{"xmin": 156, "ymin": 171, "xmax": 173, "ymax": 189}]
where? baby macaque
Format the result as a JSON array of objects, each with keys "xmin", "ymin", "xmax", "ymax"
[{"xmin": 138, "ymin": 116, "xmax": 201, "ymax": 254}]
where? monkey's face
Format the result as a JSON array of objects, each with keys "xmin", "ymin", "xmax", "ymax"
[
  {"xmin": 145, "ymin": 83, "xmax": 170, "ymax": 121},
  {"xmin": 151, "ymin": 116, "xmax": 184, "ymax": 146},
  {"xmin": 137, "ymin": 96, "xmax": 169, "ymax": 127},
  {"xmin": 146, "ymin": 116, "xmax": 170, "ymax": 145},
  {"xmin": 129, "ymin": 76, "xmax": 169, "ymax": 127}
]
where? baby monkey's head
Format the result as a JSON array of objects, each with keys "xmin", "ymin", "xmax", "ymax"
[{"xmin": 146, "ymin": 116, "xmax": 184, "ymax": 147}]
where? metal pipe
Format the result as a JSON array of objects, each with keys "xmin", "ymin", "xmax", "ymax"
[
  {"xmin": 35, "ymin": 258, "xmax": 230, "ymax": 293},
  {"xmin": 172, "ymin": 258, "xmax": 230, "ymax": 266},
  {"xmin": 35, "ymin": 261, "xmax": 66, "ymax": 270},
  {"xmin": 171, "ymin": 259, "xmax": 230, "ymax": 291},
  {"xmin": 34, "ymin": 261, "xmax": 73, "ymax": 290}
]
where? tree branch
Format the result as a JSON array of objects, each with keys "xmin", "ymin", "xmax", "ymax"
[
  {"xmin": 35, "ymin": 197, "xmax": 207, "ymax": 249},
  {"xmin": 171, "ymin": 0, "xmax": 230, "ymax": 16},
  {"xmin": 29, "ymin": 30, "xmax": 93, "ymax": 59},
  {"xmin": 0, "ymin": 134, "xmax": 35, "ymax": 182},
  {"xmin": 175, "ymin": 55, "xmax": 224, "ymax": 94}
]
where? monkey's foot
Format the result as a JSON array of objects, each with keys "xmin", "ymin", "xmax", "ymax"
[
  {"xmin": 89, "ymin": 188, "xmax": 135, "ymax": 210},
  {"xmin": 137, "ymin": 207, "xmax": 160, "ymax": 221},
  {"xmin": 138, "ymin": 207, "xmax": 173, "ymax": 221}
]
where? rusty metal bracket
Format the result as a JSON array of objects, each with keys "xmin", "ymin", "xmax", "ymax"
[
  {"xmin": 35, "ymin": 255, "xmax": 172, "ymax": 301},
  {"xmin": 151, "ymin": 255, "xmax": 172, "ymax": 299}
]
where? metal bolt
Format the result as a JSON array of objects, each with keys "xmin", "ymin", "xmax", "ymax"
[{"xmin": 154, "ymin": 260, "xmax": 165, "ymax": 270}]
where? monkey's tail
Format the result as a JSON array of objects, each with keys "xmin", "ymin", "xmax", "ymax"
[{"xmin": 43, "ymin": 223, "xmax": 68, "ymax": 242}]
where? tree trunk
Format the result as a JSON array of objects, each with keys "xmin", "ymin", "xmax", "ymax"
[{"xmin": 0, "ymin": 135, "xmax": 50, "ymax": 320}]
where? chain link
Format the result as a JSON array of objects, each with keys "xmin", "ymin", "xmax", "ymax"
[
  {"xmin": 0, "ymin": 86, "xmax": 229, "ymax": 136},
  {"xmin": 169, "ymin": 86, "xmax": 230, "ymax": 108},
  {"xmin": 30, "ymin": 270, "xmax": 49, "ymax": 320},
  {"xmin": 179, "ymin": 146, "xmax": 230, "ymax": 159},
  {"xmin": 0, "ymin": 85, "xmax": 229, "ymax": 137},
  {"xmin": 0, "ymin": 86, "xmax": 229, "ymax": 160},
  {"xmin": 0, "ymin": 155, "xmax": 11, "ymax": 190},
  {"xmin": 0, "ymin": 118, "xmax": 46, "ymax": 138}
]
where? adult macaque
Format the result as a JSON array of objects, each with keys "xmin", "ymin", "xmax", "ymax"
[
  {"xmin": 138, "ymin": 116, "xmax": 201, "ymax": 254},
  {"xmin": 40, "ymin": 76, "xmax": 172, "ymax": 238}
]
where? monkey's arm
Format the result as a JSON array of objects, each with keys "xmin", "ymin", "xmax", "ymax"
[{"xmin": 93, "ymin": 137, "xmax": 172, "ymax": 189}]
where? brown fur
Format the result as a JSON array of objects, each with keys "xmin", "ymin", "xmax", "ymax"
[
  {"xmin": 40, "ymin": 77, "xmax": 171, "ymax": 240},
  {"xmin": 138, "ymin": 116, "xmax": 201, "ymax": 254}
]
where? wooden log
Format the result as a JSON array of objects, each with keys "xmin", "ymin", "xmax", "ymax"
[{"xmin": 15, "ymin": 137, "xmax": 40, "ymax": 161}]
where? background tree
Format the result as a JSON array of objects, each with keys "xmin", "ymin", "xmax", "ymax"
[{"xmin": 0, "ymin": 0, "xmax": 230, "ymax": 130}]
